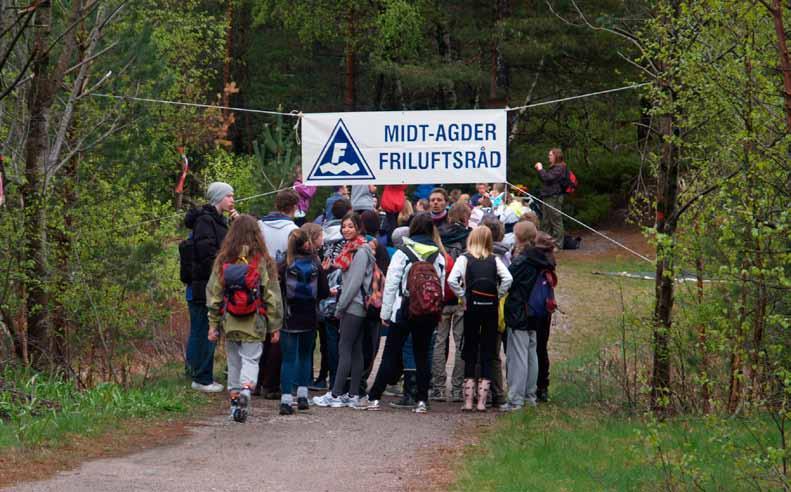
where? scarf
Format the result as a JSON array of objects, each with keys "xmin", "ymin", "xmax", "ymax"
[
  {"xmin": 431, "ymin": 209, "xmax": 447, "ymax": 223},
  {"xmin": 333, "ymin": 235, "xmax": 366, "ymax": 271}
]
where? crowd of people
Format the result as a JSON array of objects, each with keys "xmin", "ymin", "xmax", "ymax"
[{"xmin": 181, "ymin": 148, "xmax": 572, "ymax": 422}]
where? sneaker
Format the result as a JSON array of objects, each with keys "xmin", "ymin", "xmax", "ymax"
[
  {"xmin": 312, "ymin": 392, "xmax": 348, "ymax": 408},
  {"xmin": 192, "ymin": 381, "xmax": 224, "ymax": 393},
  {"xmin": 390, "ymin": 394, "xmax": 417, "ymax": 409},
  {"xmin": 279, "ymin": 403, "xmax": 294, "ymax": 415},
  {"xmin": 330, "ymin": 393, "xmax": 350, "ymax": 408},
  {"xmin": 413, "ymin": 401, "xmax": 428, "ymax": 414},
  {"xmin": 297, "ymin": 397, "xmax": 310, "ymax": 410},
  {"xmin": 309, "ymin": 379, "xmax": 328, "ymax": 391},
  {"xmin": 499, "ymin": 402, "xmax": 523, "ymax": 412},
  {"xmin": 367, "ymin": 399, "xmax": 381, "ymax": 411},
  {"xmin": 429, "ymin": 389, "xmax": 446, "ymax": 402},
  {"xmin": 350, "ymin": 396, "xmax": 370, "ymax": 410},
  {"xmin": 383, "ymin": 384, "xmax": 402, "ymax": 397}
]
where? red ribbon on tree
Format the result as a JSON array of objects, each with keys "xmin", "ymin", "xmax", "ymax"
[{"xmin": 175, "ymin": 147, "xmax": 189, "ymax": 194}]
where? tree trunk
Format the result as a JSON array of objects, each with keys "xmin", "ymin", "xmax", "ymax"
[
  {"xmin": 768, "ymin": 0, "xmax": 791, "ymax": 131},
  {"xmin": 695, "ymin": 247, "xmax": 710, "ymax": 414},
  {"xmin": 651, "ymin": 97, "xmax": 679, "ymax": 416},
  {"xmin": 22, "ymin": 3, "xmax": 56, "ymax": 367}
]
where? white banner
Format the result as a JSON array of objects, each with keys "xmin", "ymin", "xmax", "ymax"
[{"xmin": 301, "ymin": 109, "xmax": 507, "ymax": 186}]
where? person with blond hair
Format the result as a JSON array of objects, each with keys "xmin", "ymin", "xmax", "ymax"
[{"xmin": 447, "ymin": 226, "xmax": 512, "ymax": 411}]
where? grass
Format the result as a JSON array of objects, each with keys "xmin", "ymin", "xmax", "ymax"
[
  {"xmin": 450, "ymin": 255, "xmax": 783, "ymax": 491},
  {"xmin": 0, "ymin": 363, "xmax": 209, "ymax": 450}
]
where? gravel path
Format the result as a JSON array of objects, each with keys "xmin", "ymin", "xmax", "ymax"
[{"xmin": 6, "ymin": 340, "xmax": 496, "ymax": 492}]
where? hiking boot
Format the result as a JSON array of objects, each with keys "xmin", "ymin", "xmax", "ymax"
[
  {"xmin": 297, "ymin": 397, "xmax": 310, "ymax": 410},
  {"xmin": 429, "ymin": 389, "xmax": 446, "ymax": 402},
  {"xmin": 192, "ymin": 381, "xmax": 224, "ymax": 393},
  {"xmin": 279, "ymin": 403, "xmax": 294, "ymax": 415},
  {"xmin": 390, "ymin": 393, "xmax": 417, "ymax": 409},
  {"xmin": 413, "ymin": 401, "xmax": 428, "ymax": 414}
]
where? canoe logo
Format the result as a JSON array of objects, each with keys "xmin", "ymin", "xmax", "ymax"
[{"xmin": 307, "ymin": 119, "xmax": 375, "ymax": 181}]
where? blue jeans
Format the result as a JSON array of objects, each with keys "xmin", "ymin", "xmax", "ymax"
[
  {"xmin": 186, "ymin": 302, "xmax": 216, "ymax": 385},
  {"xmin": 325, "ymin": 319, "xmax": 340, "ymax": 388},
  {"xmin": 280, "ymin": 331, "xmax": 315, "ymax": 395}
]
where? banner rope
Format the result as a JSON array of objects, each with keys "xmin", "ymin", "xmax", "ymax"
[
  {"xmin": 91, "ymin": 93, "xmax": 302, "ymax": 117},
  {"xmin": 506, "ymin": 181, "xmax": 654, "ymax": 264},
  {"xmin": 505, "ymin": 83, "xmax": 650, "ymax": 112}
]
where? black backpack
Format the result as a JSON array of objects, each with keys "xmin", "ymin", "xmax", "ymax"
[
  {"xmin": 178, "ymin": 234, "xmax": 194, "ymax": 284},
  {"xmin": 464, "ymin": 254, "xmax": 498, "ymax": 308}
]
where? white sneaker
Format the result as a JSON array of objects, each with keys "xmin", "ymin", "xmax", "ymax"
[
  {"xmin": 331, "ymin": 393, "xmax": 351, "ymax": 408},
  {"xmin": 312, "ymin": 392, "xmax": 348, "ymax": 408},
  {"xmin": 367, "ymin": 399, "xmax": 381, "ymax": 411},
  {"xmin": 350, "ymin": 396, "xmax": 370, "ymax": 410},
  {"xmin": 192, "ymin": 381, "xmax": 224, "ymax": 393},
  {"xmin": 413, "ymin": 401, "xmax": 428, "ymax": 414}
]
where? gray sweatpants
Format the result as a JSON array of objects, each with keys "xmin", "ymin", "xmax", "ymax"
[
  {"xmin": 332, "ymin": 314, "xmax": 366, "ymax": 398},
  {"xmin": 431, "ymin": 304, "xmax": 465, "ymax": 397},
  {"xmin": 506, "ymin": 328, "xmax": 538, "ymax": 407},
  {"xmin": 226, "ymin": 340, "xmax": 263, "ymax": 390}
]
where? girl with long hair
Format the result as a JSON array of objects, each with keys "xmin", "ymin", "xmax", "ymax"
[
  {"xmin": 206, "ymin": 214, "xmax": 283, "ymax": 422},
  {"xmin": 312, "ymin": 212, "xmax": 376, "ymax": 409},
  {"xmin": 278, "ymin": 228, "xmax": 329, "ymax": 415},
  {"xmin": 447, "ymin": 226, "xmax": 512, "ymax": 411}
]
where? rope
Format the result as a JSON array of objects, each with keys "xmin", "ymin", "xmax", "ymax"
[
  {"xmin": 506, "ymin": 83, "xmax": 650, "ymax": 112},
  {"xmin": 505, "ymin": 181, "xmax": 654, "ymax": 264},
  {"xmin": 117, "ymin": 186, "xmax": 294, "ymax": 231},
  {"xmin": 91, "ymin": 93, "xmax": 302, "ymax": 117}
]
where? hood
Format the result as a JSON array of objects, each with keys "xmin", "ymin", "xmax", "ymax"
[
  {"xmin": 441, "ymin": 223, "xmax": 470, "ymax": 246},
  {"xmin": 322, "ymin": 220, "xmax": 342, "ymax": 241},
  {"xmin": 403, "ymin": 236, "xmax": 439, "ymax": 260},
  {"xmin": 185, "ymin": 204, "xmax": 221, "ymax": 230},
  {"xmin": 493, "ymin": 241, "xmax": 509, "ymax": 257},
  {"xmin": 259, "ymin": 212, "xmax": 295, "ymax": 230}
]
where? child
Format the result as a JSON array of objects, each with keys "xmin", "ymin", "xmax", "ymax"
[
  {"xmin": 502, "ymin": 222, "xmax": 555, "ymax": 410},
  {"xmin": 278, "ymin": 227, "xmax": 329, "ymax": 415},
  {"xmin": 313, "ymin": 212, "xmax": 375, "ymax": 409},
  {"xmin": 448, "ymin": 226, "xmax": 512, "ymax": 412},
  {"xmin": 206, "ymin": 215, "xmax": 283, "ymax": 422}
]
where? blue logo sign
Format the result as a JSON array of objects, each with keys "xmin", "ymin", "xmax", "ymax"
[{"xmin": 307, "ymin": 119, "xmax": 375, "ymax": 181}]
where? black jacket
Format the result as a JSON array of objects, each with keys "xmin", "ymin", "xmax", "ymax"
[
  {"xmin": 504, "ymin": 247, "xmax": 555, "ymax": 330},
  {"xmin": 538, "ymin": 163, "xmax": 567, "ymax": 198},
  {"xmin": 185, "ymin": 205, "xmax": 228, "ymax": 304},
  {"xmin": 440, "ymin": 222, "xmax": 471, "ymax": 259}
]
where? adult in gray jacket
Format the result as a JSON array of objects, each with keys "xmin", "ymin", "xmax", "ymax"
[
  {"xmin": 351, "ymin": 185, "xmax": 377, "ymax": 213},
  {"xmin": 312, "ymin": 212, "xmax": 375, "ymax": 409}
]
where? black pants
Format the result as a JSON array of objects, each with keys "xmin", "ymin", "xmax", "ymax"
[
  {"xmin": 256, "ymin": 333, "xmax": 282, "ymax": 394},
  {"xmin": 315, "ymin": 321, "xmax": 329, "ymax": 382},
  {"xmin": 536, "ymin": 315, "xmax": 551, "ymax": 391},
  {"xmin": 369, "ymin": 317, "xmax": 435, "ymax": 402},
  {"xmin": 462, "ymin": 307, "xmax": 498, "ymax": 380}
]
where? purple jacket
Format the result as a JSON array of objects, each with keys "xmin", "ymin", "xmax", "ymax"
[{"xmin": 294, "ymin": 179, "xmax": 318, "ymax": 213}]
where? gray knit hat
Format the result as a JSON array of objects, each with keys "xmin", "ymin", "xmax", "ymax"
[{"xmin": 206, "ymin": 182, "xmax": 234, "ymax": 206}]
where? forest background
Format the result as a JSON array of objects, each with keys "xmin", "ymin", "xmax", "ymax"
[{"xmin": 0, "ymin": 0, "xmax": 788, "ymax": 489}]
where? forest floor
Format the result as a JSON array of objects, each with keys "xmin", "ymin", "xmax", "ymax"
[{"xmin": 1, "ymin": 227, "xmax": 652, "ymax": 492}]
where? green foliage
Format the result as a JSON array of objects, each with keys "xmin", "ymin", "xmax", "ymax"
[{"xmin": 0, "ymin": 364, "xmax": 206, "ymax": 449}]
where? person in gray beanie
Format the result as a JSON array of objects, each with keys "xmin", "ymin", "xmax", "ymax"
[{"xmin": 183, "ymin": 181, "xmax": 237, "ymax": 393}]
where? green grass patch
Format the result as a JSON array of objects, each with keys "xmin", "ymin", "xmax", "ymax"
[{"xmin": 0, "ymin": 364, "xmax": 209, "ymax": 450}]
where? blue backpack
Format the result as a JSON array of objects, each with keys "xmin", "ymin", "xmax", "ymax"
[
  {"xmin": 527, "ymin": 270, "xmax": 557, "ymax": 318},
  {"xmin": 285, "ymin": 257, "xmax": 319, "ymax": 302}
]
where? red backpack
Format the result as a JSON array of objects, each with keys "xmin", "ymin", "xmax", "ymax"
[
  {"xmin": 561, "ymin": 164, "xmax": 578, "ymax": 194},
  {"xmin": 220, "ymin": 255, "xmax": 268, "ymax": 318},
  {"xmin": 399, "ymin": 247, "xmax": 444, "ymax": 322}
]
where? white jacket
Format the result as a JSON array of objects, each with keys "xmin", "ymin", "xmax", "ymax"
[
  {"xmin": 447, "ymin": 254, "xmax": 513, "ymax": 301},
  {"xmin": 380, "ymin": 237, "xmax": 446, "ymax": 324}
]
